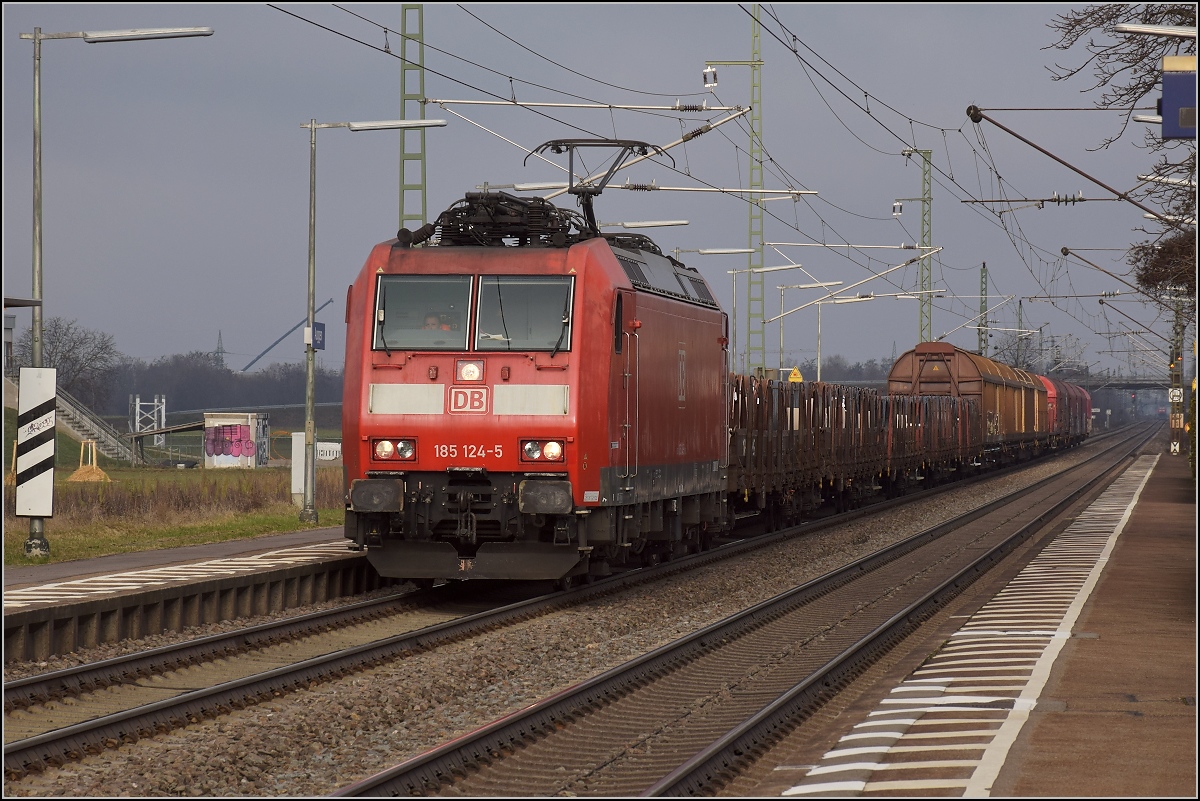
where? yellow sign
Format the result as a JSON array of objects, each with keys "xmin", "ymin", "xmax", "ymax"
[{"xmin": 788, "ymin": 367, "xmax": 803, "ymax": 383}]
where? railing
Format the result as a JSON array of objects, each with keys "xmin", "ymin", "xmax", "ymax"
[{"xmin": 54, "ymin": 386, "xmax": 138, "ymax": 464}]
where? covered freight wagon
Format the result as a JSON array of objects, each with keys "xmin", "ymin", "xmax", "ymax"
[{"xmin": 887, "ymin": 342, "xmax": 1047, "ymax": 455}]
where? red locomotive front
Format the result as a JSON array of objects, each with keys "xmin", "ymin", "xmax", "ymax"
[{"xmin": 343, "ymin": 192, "xmax": 728, "ymax": 584}]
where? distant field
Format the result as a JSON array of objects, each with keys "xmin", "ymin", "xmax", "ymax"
[{"xmin": 3, "ymin": 412, "xmax": 345, "ymax": 566}]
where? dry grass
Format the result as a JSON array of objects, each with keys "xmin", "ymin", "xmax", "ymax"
[{"xmin": 4, "ymin": 467, "xmax": 345, "ymax": 566}]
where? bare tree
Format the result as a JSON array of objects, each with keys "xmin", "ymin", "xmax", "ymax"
[
  {"xmin": 14, "ymin": 317, "xmax": 122, "ymax": 408},
  {"xmin": 1046, "ymin": 5, "xmax": 1196, "ymax": 144},
  {"xmin": 1044, "ymin": 4, "xmax": 1196, "ymax": 307},
  {"xmin": 1128, "ymin": 227, "xmax": 1196, "ymax": 302},
  {"xmin": 988, "ymin": 331, "xmax": 1025, "ymax": 371}
]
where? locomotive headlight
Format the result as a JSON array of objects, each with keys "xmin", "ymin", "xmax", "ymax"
[
  {"xmin": 457, "ymin": 360, "xmax": 484, "ymax": 382},
  {"xmin": 520, "ymin": 440, "xmax": 564, "ymax": 461},
  {"xmin": 373, "ymin": 439, "xmax": 416, "ymax": 460}
]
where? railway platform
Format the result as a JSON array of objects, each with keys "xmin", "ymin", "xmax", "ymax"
[
  {"xmin": 3, "ymin": 526, "xmax": 345, "ymax": 591},
  {"xmin": 989, "ymin": 446, "xmax": 1196, "ymax": 797},
  {"xmin": 753, "ymin": 439, "xmax": 1196, "ymax": 798},
  {"xmin": 3, "ymin": 526, "xmax": 384, "ymax": 663}
]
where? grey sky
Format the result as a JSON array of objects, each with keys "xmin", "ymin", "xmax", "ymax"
[{"xmin": 3, "ymin": 4, "xmax": 1182, "ymax": 377}]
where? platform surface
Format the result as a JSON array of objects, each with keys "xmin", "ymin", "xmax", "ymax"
[{"xmin": 753, "ymin": 444, "xmax": 1195, "ymax": 797}]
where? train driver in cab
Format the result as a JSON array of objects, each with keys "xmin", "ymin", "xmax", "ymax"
[{"xmin": 423, "ymin": 312, "xmax": 450, "ymax": 331}]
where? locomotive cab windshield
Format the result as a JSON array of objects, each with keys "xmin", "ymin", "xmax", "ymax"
[
  {"xmin": 373, "ymin": 273, "xmax": 573, "ymax": 352},
  {"xmin": 375, "ymin": 275, "xmax": 470, "ymax": 350}
]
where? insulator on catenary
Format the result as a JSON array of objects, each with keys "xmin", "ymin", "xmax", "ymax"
[
  {"xmin": 625, "ymin": 183, "xmax": 656, "ymax": 191},
  {"xmin": 682, "ymin": 123, "xmax": 713, "ymax": 142},
  {"xmin": 674, "ymin": 104, "xmax": 707, "ymax": 112}
]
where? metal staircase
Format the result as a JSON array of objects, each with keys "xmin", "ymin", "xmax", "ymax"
[{"xmin": 54, "ymin": 386, "xmax": 138, "ymax": 464}]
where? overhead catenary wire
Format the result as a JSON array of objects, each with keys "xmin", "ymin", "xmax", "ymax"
[
  {"xmin": 332, "ymin": 4, "xmax": 708, "ymax": 124},
  {"xmin": 290, "ymin": 3, "xmax": 1025, "ymax": 336},
  {"xmin": 271, "ymin": 4, "xmax": 602, "ymax": 138},
  {"xmin": 750, "ymin": 3, "xmax": 1159, "ymax": 334},
  {"xmin": 284, "ymin": 3, "xmax": 1142, "ymax": 367},
  {"xmin": 454, "ymin": 4, "xmax": 709, "ymax": 98}
]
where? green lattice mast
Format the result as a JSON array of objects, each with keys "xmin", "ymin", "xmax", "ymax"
[
  {"xmin": 747, "ymin": 6, "xmax": 765, "ymax": 373},
  {"xmin": 399, "ymin": 5, "xmax": 429, "ymax": 229}
]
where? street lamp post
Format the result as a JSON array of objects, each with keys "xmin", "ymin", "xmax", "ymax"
[
  {"xmin": 778, "ymin": 281, "xmax": 843, "ymax": 373},
  {"xmin": 813, "ymin": 290, "xmax": 948, "ymax": 381},
  {"xmin": 726, "ymin": 263, "xmax": 809, "ymax": 374},
  {"xmin": 20, "ymin": 26, "xmax": 213, "ymax": 371},
  {"xmin": 18, "ymin": 25, "xmax": 213, "ymax": 556},
  {"xmin": 814, "ymin": 297, "xmax": 873, "ymax": 382},
  {"xmin": 299, "ymin": 118, "xmax": 446, "ymax": 524}
]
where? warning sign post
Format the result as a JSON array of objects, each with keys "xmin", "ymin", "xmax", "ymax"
[{"xmin": 16, "ymin": 367, "xmax": 56, "ymax": 556}]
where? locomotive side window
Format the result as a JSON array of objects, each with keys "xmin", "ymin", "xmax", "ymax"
[
  {"xmin": 476, "ymin": 276, "xmax": 574, "ymax": 352},
  {"xmin": 613, "ymin": 293, "xmax": 624, "ymax": 354},
  {"xmin": 373, "ymin": 275, "xmax": 472, "ymax": 351}
]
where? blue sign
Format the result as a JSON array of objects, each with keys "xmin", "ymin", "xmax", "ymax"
[
  {"xmin": 313, "ymin": 321, "xmax": 325, "ymax": 351},
  {"xmin": 1162, "ymin": 71, "xmax": 1196, "ymax": 140}
]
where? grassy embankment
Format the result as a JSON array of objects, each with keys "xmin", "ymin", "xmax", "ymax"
[{"xmin": 2, "ymin": 412, "xmax": 344, "ymax": 566}]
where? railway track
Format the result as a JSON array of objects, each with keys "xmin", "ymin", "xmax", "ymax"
[
  {"xmin": 3, "ymin": 426, "xmax": 1147, "ymax": 782},
  {"xmin": 334, "ymin": 423, "xmax": 1155, "ymax": 796}
]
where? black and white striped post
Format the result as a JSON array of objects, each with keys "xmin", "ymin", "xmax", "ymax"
[{"xmin": 16, "ymin": 366, "xmax": 56, "ymax": 556}]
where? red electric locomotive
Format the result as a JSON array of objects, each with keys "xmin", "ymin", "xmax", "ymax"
[{"xmin": 343, "ymin": 188, "xmax": 729, "ymax": 585}]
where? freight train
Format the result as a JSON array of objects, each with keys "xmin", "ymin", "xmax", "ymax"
[{"xmin": 341, "ymin": 178, "xmax": 1089, "ymax": 587}]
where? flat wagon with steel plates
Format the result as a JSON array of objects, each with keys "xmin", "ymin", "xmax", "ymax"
[
  {"xmin": 881, "ymin": 391, "xmax": 982, "ymax": 491},
  {"xmin": 728, "ymin": 377, "xmax": 888, "ymax": 523}
]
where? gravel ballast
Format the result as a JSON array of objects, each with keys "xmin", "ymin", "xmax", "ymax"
[{"xmin": 4, "ymin": 444, "xmax": 1113, "ymax": 796}]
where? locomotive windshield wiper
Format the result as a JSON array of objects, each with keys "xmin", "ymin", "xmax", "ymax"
[
  {"xmin": 377, "ymin": 296, "xmax": 392, "ymax": 356},
  {"xmin": 492, "ymin": 277, "xmax": 512, "ymax": 351},
  {"xmin": 550, "ymin": 289, "xmax": 571, "ymax": 358}
]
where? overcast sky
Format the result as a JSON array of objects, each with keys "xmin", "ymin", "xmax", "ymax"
[{"xmin": 3, "ymin": 3, "xmax": 1184, "ymax": 378}]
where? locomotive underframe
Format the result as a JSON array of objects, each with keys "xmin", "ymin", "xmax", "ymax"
[
  {"xmin": 347, "ymin": 464, "xmax": 730, "ymax": 581},
  {"xmin": 347, "ymin": 470, "xmax": 583, "ymax": 580}
]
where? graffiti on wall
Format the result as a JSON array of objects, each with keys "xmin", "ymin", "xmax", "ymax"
[{"xmin": 203, "ymin": 416, "xmax": 271, "ymax": 468}]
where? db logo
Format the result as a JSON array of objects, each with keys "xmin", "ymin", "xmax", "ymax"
[{"xmin": 449, "ymin": 387, "xmax": 489, "ymax": 414}]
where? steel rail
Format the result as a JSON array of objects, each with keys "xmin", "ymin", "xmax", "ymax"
[
  {"xmin": 332, "ymin": 424, "xmax": 1153, "ymax": 796},
  {"xmin": 4, "ymin": 590, "xmax": 429, "ymax": 712},
  {"xmin": 4, "ymin": 428, "xmax": 1139, "ymax": 779},
  {"xmin": 644, "ymin": 423, "xmax": 1156, "ymax": 795}
]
